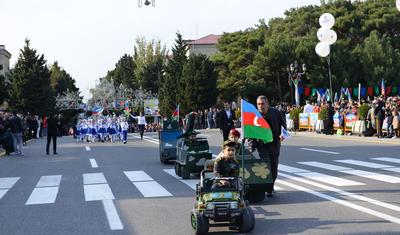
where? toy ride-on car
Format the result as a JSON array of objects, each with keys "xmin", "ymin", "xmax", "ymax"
[
  {"xmin": 190, "ymin": 170, "xmax": 255, "ymax": 235},
  {"xmin": 204, "ymin": 149, "xmax": 272, "ymax": 203},
  {"xmin": 175, "ymin": 135, "xmax": 212, "ymax": 179},
  {"xmin": 159, "ymin": 118, "xmax": 183, "ymax": 164}
]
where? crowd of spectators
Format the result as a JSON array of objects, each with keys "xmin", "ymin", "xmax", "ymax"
[
  {"xmin": 280, "ymin": 95, "xmax": 400, "ymax": 138},
  {"xmin": 0, "ymin": 110, "xmax": 65, "ymax": 155}
]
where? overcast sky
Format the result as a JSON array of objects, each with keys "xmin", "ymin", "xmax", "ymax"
[{"xmin": 1, "ymin": 0, "xmax": 321, "ymax": 98}]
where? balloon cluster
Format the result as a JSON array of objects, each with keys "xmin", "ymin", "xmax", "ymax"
[
  {"xmin": 315, "ymin": 13, "xmax": 337, "ymax": 58},
  {"xmin": 397, "ymin": 0, "xmax": 400, "ymax": 11}
]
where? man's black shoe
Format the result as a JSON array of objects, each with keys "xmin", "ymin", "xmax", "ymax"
[
  {"xmin": 46, "ymin": 152, "xmax": 49, "ymax": 155},
  {"xmin": 54, "ymin": 152, "xmax": 58, "ymax": 155}
]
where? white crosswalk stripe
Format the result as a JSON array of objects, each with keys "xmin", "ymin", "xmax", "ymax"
[
  {"xmin": 372, "ymin": 157, "xmax": 400, "ymax": 164},
  {"xmin": 280, "ymin": 164, "xmax": 364, "ymax": 186},
  {"xmin": 0, "ymin": 177, "xmax": 20, "ymax": 200},
  {"xmin": 26, "ymin": 175, "xmax": 62, "ymax": 205},
  {"xmin": 163, "ymin": 169, "xmax": 199, "ymax": 190},
  {"xmin": 124, "ymin": 170, "xmax": 172, "ymax": 197},
  {"xmin": 336, "ymin": 159, "xmax": 400, "ymax": 174},
  {"xmin": 299, "ymin": 161, "xmax": 400, "ymax": 184}
]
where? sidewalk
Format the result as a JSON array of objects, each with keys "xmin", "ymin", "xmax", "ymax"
[{"xmin": 289, "ymin": 131, "xmax": 400, "ymax": 145}]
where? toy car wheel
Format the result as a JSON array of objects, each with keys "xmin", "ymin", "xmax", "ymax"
[
  {"xmin": 238, "ymin": 207, "xmax": 255, "ymax": 232},
  {"xmin": 181, "ymin": 166, "xmax": 190, "ymax": 179},
  {"xmin": 190, "ymin": 211, "xmax": 209, "ymax": 235},
  {"xmin": 160, "ymin": 152, "xmax": 168, "ymax": 164},
  {"xmin": 175, "ymin": 162, "xmax": 182, "ymax": 177}
]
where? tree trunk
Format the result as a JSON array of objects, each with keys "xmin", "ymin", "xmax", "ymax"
[{"xmin": 277, "ymin": 72, "xmax": 282, "ymax": 102}]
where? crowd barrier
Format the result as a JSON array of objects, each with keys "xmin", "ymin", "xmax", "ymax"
[{"xmin": 286, "ymin": 112, "xmax": 390, "ymax": 135}]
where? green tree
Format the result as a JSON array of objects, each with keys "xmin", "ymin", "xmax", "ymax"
[
  {"xmin": 159, "ymin": 32, "xmax": 188, "ymax": 116},
  {"xmin": 50, "ymin": 61, "xmax": 79, "ymax": 95},
  {"xmin": 181, "ymin": 54, "xmax": 217, "ymax": 114},
  {"xmin": 8, "ymin": 39, "xmax": 55, "ymax": 115},
  {"xmin": 133, "ymin": 37, "xmax": 167, "ymax": 92},
  {"xmin": 105, "ymin": 54, "xmax": 138, "ymax": 90},
  {"xmin": 0, "ymin": 74, "xmax": 6, "ymax": 105}
]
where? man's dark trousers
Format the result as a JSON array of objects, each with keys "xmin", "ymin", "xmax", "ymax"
[
  {"xmin": 258, "ymin": 142, "xmax": 280, "ymax": 193},
  {"xmin": 46, "ymin": 134, "xmax": 57, "ymax": 154}
]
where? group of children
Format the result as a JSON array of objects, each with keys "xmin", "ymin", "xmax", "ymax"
[{"xmin": 75, "ymin": 116, "xmax": 129, "ymax": 144}]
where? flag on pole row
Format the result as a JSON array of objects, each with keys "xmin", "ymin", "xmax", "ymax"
[
  {"xmin": 381, "ymin": 78, "xmax": 385, "ymax": 97},
  {"xmin": 172, "ymin": 104, "xmax": 179, "ymax": 121},
  {"xmin": 241, "ymin": 99, "xmax": 273, "ymax": 143}
]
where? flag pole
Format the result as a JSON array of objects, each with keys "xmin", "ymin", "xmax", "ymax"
[{"xmin": 240, "ymin": 99, "xmax": 245, "ymax": 181}]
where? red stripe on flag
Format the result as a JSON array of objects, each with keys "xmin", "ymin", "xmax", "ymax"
[{"xmin": 243, "ymin": 112, "xmax": 270, "ymax": 128}]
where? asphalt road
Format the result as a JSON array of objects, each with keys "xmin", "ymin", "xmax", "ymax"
[{"xmin": 0, "ymin": 129, "xmax": 400, "ymax": 235}]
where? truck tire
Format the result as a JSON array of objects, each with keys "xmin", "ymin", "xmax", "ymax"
[
  {"xmin": 190, "ymin": 211, "xmax": 209, "ymax": 235},
  {"xmin": 238, "ymin": 207, "xmax": 255, "ymax": 233},
  {"xmin": 175, "ymin": 162, "xmax": 182, "ymax": 177},
  {"xmin": 247, "ymin": 191, "xmax": 265, "ymax": 203},
  {"xmin": 181, "ymin": 166, "xmax": 190, "ymax": 179}
]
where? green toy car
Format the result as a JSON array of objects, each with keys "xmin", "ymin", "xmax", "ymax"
[
  {"xmin": 190, "ymin": 170, "xmax": 255, "ymax": 234},
  {"xmin": 175, "ymin": 136, "xmax": 212, "ymax": 179}
]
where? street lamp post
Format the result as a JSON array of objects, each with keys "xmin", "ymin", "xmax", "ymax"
[{"xmin": 287, "ymin": 61, "xmax": 306, "ymax": 107}]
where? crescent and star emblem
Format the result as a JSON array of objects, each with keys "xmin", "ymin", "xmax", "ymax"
[{"xmin": 253, "ymin": 116, "xmax": 261, "ymax": 127}]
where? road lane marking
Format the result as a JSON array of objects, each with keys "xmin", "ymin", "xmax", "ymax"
[
  {"xmin": 279, "ymin": 164, "xmax": 310, "ymax": 173},
  {"xmin": 36, "ymin": 175, "xmax": 62, "ymax": 187},
  {"xmin": 296, "ymin": 172, "xmax": 364, "ymax": 186},
  {"xmin": 299, "ymin": 161, "xmax": 351, "ymax": 171},
  {"xmin": 300, "ymin": 148, "xmax": 340, "ymax": 155},
  {"xmin": 372, "ymin": 157, "xmax": 400, "ymax": 164},
  {"xmin": 335, "ymin": 159, "xmax": 394, "ymax": 169},
  {"xmin": 299, "ymin": 161, "xmax": 400, "ymax": 184},
  {"xmin": 277, "ymin": 177, "xmax": 400, "ymax": 225},
  {"xmin": 89, "ymin": 158, "xmax": 98, "ymax": 168},
  {"xmin": 132, "ymin": 181, "xmax": 172, "ymax": 197},
  {"xmin": 102, "ymin": 200, "xmax": 124, "ymax": 230},
  {"xmin": 274, "ymin": 186, "xmax": 284, "ymax": 191},
  {"xmin": 124, "ymin": 171, "xmax": 153, "ymax": 182},
  {"xmin": 84, "ymin": 184, "xmax": 115, "ymax": 201},
  {"xmin": 133, "ymin": 136, "xmax": 159, "ymax": 144},
  {"xmin": 85, "ymin": 146, "xmax": 91, "ymax": 151},
  {"xmin": 26, "ymin": 187, "xmax": 59, "ymax": 205},
  {"xmin": 163, "ymin": 169, "xmax": 198, "ymax": 190},
  {"xmin": 83, "ymin": 173, "xmax": 107, "ymax": 185},
  {"xmin": 0, "ymin": 177, "xmax": 20, "ymax": 189}
]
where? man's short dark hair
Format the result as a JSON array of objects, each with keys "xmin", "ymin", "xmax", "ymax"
[{"xmin": 257, "ymin": 95, "xmax": 268, "ymax": 102}]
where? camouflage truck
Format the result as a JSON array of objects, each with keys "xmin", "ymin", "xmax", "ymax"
[
  {"xmin": 174, "ymin": 112, "xmax": 212, "ymax": 179},
  {"xmin": 158, "ymin": 118, "xmax": 183, "ymax": 164},
  {"xmin": 175, "ymin": 136, "xmax": 212, "ymax": 179}
]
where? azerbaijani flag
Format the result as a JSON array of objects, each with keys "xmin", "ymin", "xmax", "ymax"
[
  {"xmin": 241, "ymin": 99, "xmax": 273, "ymax": 143},
  {"xmin": 381, "ymin": 78, "xmax": 385, "ymax": 96},
  {"xmin": 172, "ymin": 104, "xmax": 179, "ymax": 120}
]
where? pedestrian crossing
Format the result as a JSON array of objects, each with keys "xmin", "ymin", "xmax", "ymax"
[{"xmin": 1, "ymin": 157, "xmax": 400, "ymax": 206}]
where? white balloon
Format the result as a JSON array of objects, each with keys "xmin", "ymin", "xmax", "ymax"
[
  {"xmin": 325, "ymin": 30, "xmax": 337, "ymax": 45},
  {"xmin": 319, "ymin": 13, "xmax": 335, "ymax": 28},
  {"xmin": 397, "ymin": 0, "xmax": 400, "ymax": 11},
  {"xmin": 315, "ymin": 42, "xmax": 330, "ymax": 57},
  {"xmin": 317, "ymin": 27, "xmax": 329, "ymax": 42}
]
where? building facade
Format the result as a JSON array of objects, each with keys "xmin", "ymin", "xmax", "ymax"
[
  {"xmin": 0, "ymin": 45, "xmax": 12, "ymax": 81},
  {"xmin": 186, "ymin": 34, "xmax": 221, "ymax": 57}
]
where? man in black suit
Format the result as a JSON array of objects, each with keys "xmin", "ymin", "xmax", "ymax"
[
  {"xmin": 219, "ymin": 101, "xmax": 236, "ymax": 141},
  {"xmin": 46, "ymin": 114, "xmax": 58, "ymax": 155}
]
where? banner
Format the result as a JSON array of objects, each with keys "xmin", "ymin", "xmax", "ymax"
[
  {"xmin": 299, "ymin": 113, "xmax": 310, "ymax": 128},
  {"xmin": 309, "ymin": 113, "xmax": 319, "ymax": 127}
]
